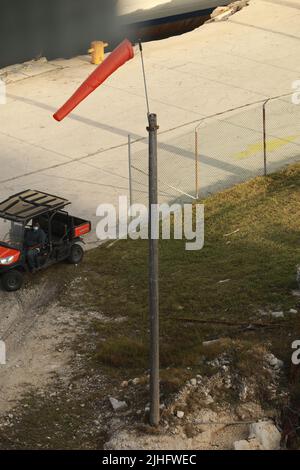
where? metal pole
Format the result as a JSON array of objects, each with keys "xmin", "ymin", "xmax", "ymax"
[
  {"xmin": 128, "ymin": 134, "xmax": 133, "ymax": 209},
  {"xmin": 195, "ymin": 130, "xmax": 199, "ymax": 199},
  {"xmin": 147, "ymin": 113, "xmax": 160, "ymax": 427}
]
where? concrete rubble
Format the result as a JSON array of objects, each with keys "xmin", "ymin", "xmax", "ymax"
[
  {"xmin": 289, "ymin": 309, "xmax": 298, "ymax": 314},
  {"xmin": 209, "ymin": 0, "xmax": 249, "ymax": 22},
  {"xmin": 105, "ymin": 347, "xmax": 287, "ymax": 450},
  {"xmin": 109, "ymin": 397, "xmax": 128, "ymax": 412},
  {"xmin": 234, "ymin": 420, "xmax": 281, "ymax": 450},
  {"xmin": 271, "ymin": 311, "xmax": 284, "ymax": 319},
  {"xmin": 248, "ymin": 421, "xmax": 281, "ymax": 450},
  {"xmin": 0, "ymin": 57, "xmax": 62, "ymax": 84}
]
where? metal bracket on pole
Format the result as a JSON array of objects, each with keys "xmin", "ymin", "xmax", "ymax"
[{"xmin": 147, "ymin": 113, "xmax": 160, "ymax": 427}]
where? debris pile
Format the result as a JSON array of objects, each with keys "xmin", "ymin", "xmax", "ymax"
[
  {"xmin": 105, "ymin": 347, "xmax": 287, "ymax": 450},
  {"xmin": 208, "ymin": 0, "xmax": 249, "ymax": 23},
  {"xmin": 234, "ymin": 421, "xmax": 281, "ymax": 450}
]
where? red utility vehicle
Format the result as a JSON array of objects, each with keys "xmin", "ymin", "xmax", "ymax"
[{"xmin": 0, "ymin": 190, "xmax": 91, "ymax": 291}]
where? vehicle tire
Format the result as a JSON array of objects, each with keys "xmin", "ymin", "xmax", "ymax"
[
  {"xmin": 68, "ymin": 244, "xmax": 84, "ymax": 264},
  {"xmin": 1, "ymin": 270, "xmax": 23, "ymax": 292}
]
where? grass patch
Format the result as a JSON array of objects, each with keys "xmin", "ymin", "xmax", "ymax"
[
  {"xmin": 0, "ymin": 386, "xmax": 108, "ymax": 450},
  {"xmin": 63, "ymin": 163, "xmax": 300, "ymax": 394},
  {"xmin": 95, "ymin": 337, "xmax": 148, "ymax": 369}
]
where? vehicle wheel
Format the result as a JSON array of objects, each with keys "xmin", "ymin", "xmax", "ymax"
[
  {"xmin": 1, "ymin": 270, "xmax": 23, "ymax": 292},
  {"xmin": 68, "ymin": 244, "xmax": 84, "ymax": 264}
]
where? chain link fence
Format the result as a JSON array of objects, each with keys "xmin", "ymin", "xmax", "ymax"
[
  {"xmin": 195, "ymin": 102, "xmax": 264, "ymax": 196},
  {"xmin": 128, "ymin": 123, "xmax": 198, "ymax": 208},
  {"xmin": 263, "ymin": 95, "xmax": 300, "ymax": 174},
  {"xmin": 128, "ymin": 93, "xmax": 300, "ymax": 206}
]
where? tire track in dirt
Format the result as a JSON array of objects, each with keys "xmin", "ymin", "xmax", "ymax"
[{"xmin": 0, "ymin": 278, "xmax": 76, "ymax": 414}]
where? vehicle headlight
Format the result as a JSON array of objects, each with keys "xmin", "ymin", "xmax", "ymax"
[{"xmin": 0, "ymin": 256, "xmax": 15, "ymax": 265}]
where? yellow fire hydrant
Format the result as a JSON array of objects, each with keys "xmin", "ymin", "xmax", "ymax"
[{"xmin": 88, "ymin": 41, "xmax": 109, "ymax": 65}]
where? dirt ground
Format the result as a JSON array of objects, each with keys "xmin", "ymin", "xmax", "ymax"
[
  {"xmin": 0, "ymin": 274, "xmax": 77, "ymax": 414},
  {"xmin": 0, "ymin": 266, "xmax": 113, "ymax": 449}
]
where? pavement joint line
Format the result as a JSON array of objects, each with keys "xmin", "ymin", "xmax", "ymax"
[
  {"xmin": 0, "ymin": 130, "xmax": 74, "ymax": 163},
  {"xmin": 262, "ymin": 0, "xmax": 300, "ymax": 9},
  {"xmin": 0, "ymin": 138, "xmax": 135, "ymax": 185},
  {"xmin": 40, "ymin": 173, "xmax": 131, "ymax": 192},
  {"xmin": 217, "ymin": 49, "xmax": 300, "ymax": 75},
  {"xmin": 228, "ymin": 18, "xmax": 300, "ymax": 40},
  {"xmin": 263, "ymin": 0, "xmax": 300, "ymax": 10},
  {"xmin": 161, "ymin": 63, "xmax": 278, "ymax": 101},
  {"xmin": 6, "ymin": 93, "xmax": 143, "ymax": 142},
  {"xmin": 0, "ymin": 128, "xmax": 131, "ymax": 167},
  {"xmin": 103, "ymin": 83, "xmax": 206, "ymax": 117},
  {"xmin": 167, "ymin": 48, "xmax": 300, "ymax": 76},
  {"xmin": 179, "ymin": 92, "xmax": 294, "ymax": 133}
]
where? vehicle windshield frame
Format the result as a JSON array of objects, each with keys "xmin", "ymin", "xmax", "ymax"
[{"xmin": 0, "ymin": 216, "xmax": 25, "ymax": 250}]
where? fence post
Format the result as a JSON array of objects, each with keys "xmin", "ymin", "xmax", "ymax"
[
  {"xmin": 128, "ymin": 134, "xmax": 133, "ymax": 209},
  {"xmin": 262, "ymin": 99, "xmax": 270, "ymax": 176},
  {"xmin": 195, "ymin": 129, "xmax": 199, "ymax": 199}
]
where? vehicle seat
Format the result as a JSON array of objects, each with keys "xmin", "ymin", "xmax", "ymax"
[
  {"xmin": 51, "ymin": 219, "xmax": 69, "ymax": 244},
  {"xmin": 38, "ymin": 216, "xmax": 68, "ymax": 244}
]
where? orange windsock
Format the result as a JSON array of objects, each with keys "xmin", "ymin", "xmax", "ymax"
[{"xmin": 53, "ymin": 39, "xmax": 134, "ymax": 122}]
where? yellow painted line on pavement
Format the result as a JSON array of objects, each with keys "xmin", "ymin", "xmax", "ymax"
[{"xmin": 234, "ymin": 135, "xmax": 299, "ymax": 160}]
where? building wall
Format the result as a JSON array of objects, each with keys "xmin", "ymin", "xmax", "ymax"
[{"xmin": 0, "ymin": 0, "xmax": 118, "ymax": 68}]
